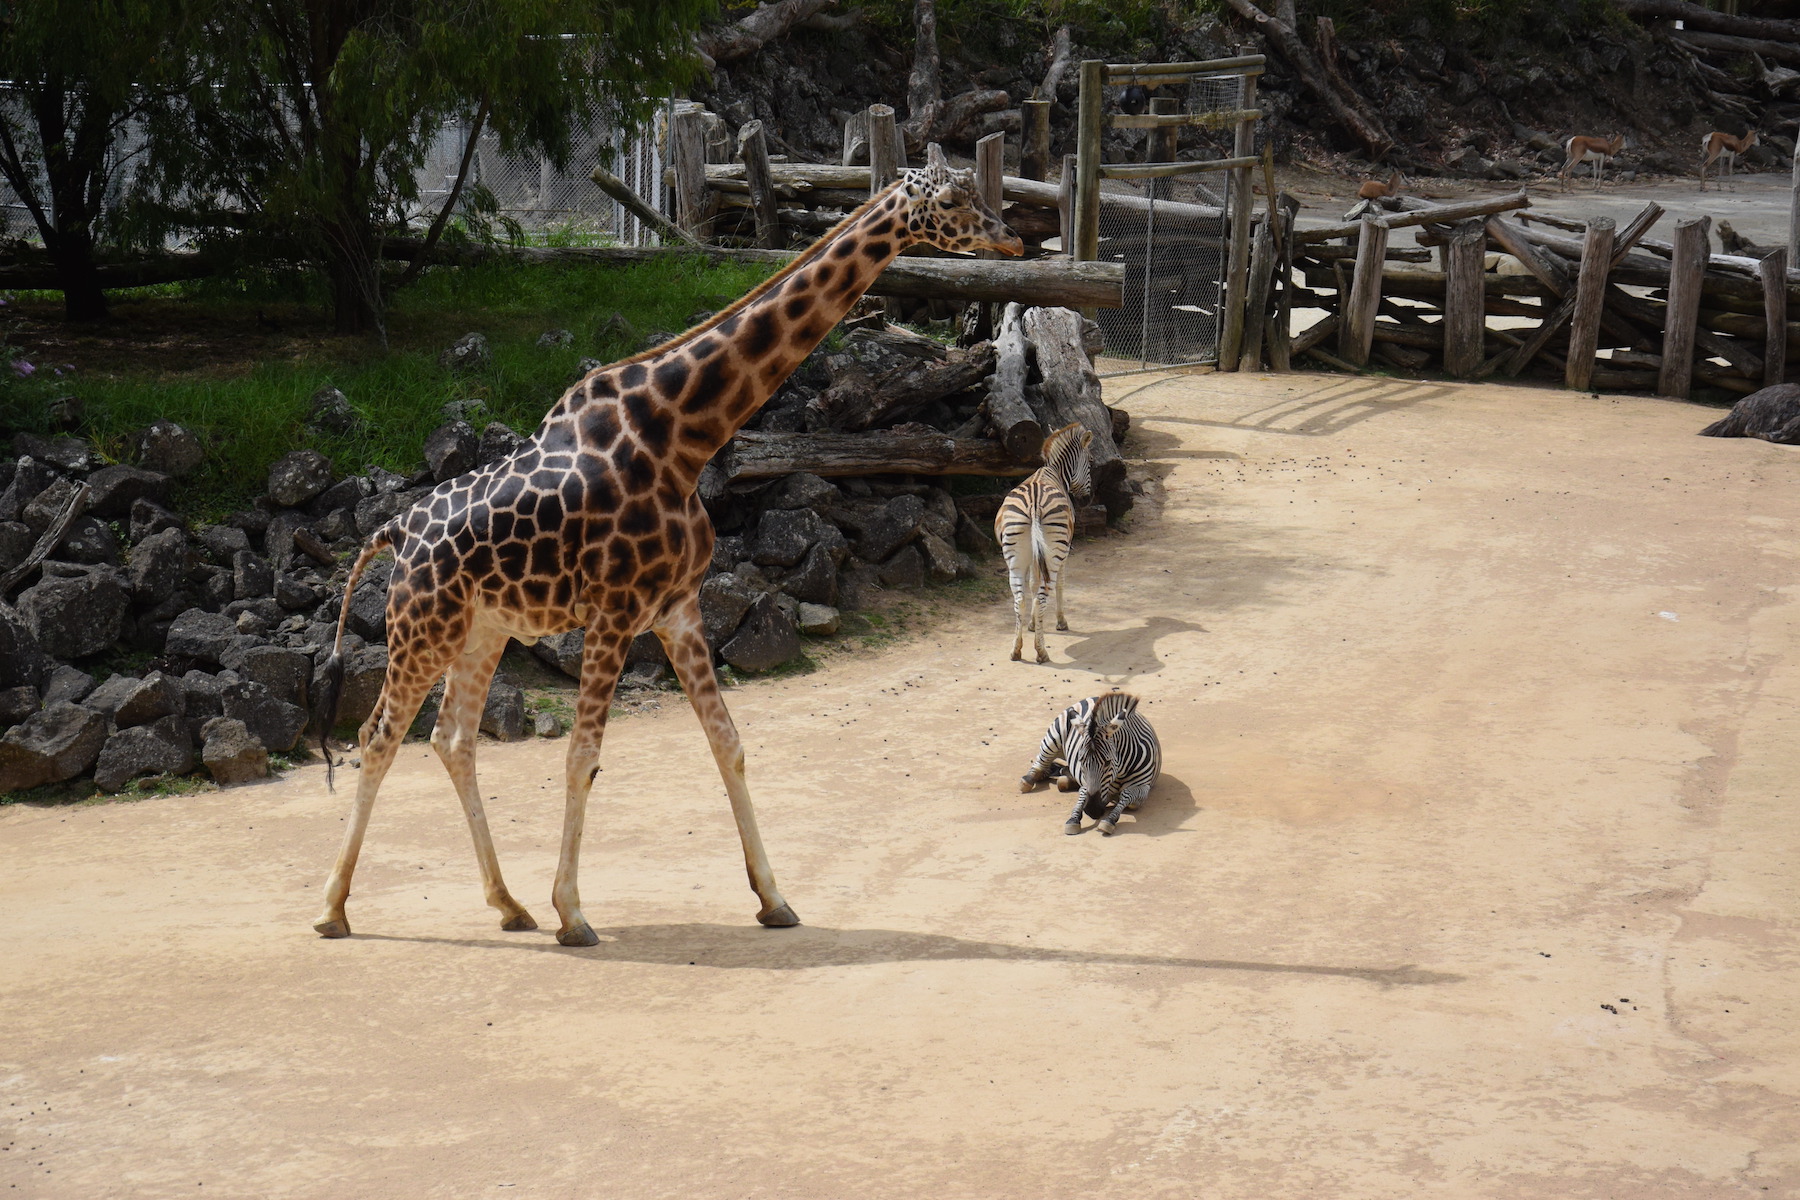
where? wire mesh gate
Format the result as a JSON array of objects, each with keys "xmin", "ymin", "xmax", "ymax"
[{"xmin": 1071, "ymin": 56, "xmax": 1264, "ymax": 375}]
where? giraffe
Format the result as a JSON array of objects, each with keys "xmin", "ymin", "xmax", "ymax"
[{"xmin": 310, "ymin": 145, "xmax": 1022, "ymax": 947}]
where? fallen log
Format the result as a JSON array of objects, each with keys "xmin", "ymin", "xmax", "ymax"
[
  {"xmin": 1295, "ymin": 191, "xmax": 1531, "ymax": 243},
  {"xmin": 820, "ymin": 340, "xmax": 997, "ymax": 432},
  {"xmin": 698, "ymin": 0, "xmax": 839, "ymax": 66},
  {"xmin": 985, "ymin": 303, "xmax": 1044, "ymax": 461},
  {"xmin": 589, "ymin": 165, "xmax": 699, "ymax": 246},
  {"xmin": 1023, "ymin": 306, "xmax": 1130, "ymax": 517},
  {"xmin": 1220, "ymin": 0, "xmax": 1392, "ymax": 159},
  {"xmin": 720, "ymin": 429, "xmax": 1029, "ymax": 480}
]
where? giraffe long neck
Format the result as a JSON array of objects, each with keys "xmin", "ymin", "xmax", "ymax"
[{"xmin": 593, "ymin": 187, "xmax": 915, "ymax": 491}]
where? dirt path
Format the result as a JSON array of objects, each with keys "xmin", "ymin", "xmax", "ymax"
[{"xmin": 5, "ymin": 371, "xmax": 1798, "ymax": 1199}]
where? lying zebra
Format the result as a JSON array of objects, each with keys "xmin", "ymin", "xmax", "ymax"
[
  {"xmin": 995, "ymin": 422, "xmax": 1094, "ymax": 663},
  {"xmin": 1020, "ymin": 691, "xmax": 1161, "ymax": 835}
]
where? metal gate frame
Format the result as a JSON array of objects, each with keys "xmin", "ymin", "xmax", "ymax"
[{"xmin": 1070, "ymin": 54, "xmax": 1264, "ymax": 374}]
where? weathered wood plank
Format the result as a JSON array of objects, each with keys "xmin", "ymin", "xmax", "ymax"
[
  {"xmin": 1566, "ymin": 217, "xmax": 1615, "ymax": 391},
  {"xmin": 1338, "ymin": 215, "xmax": 1388, "ymax": 367},
  {"xmin": 1442, "ymin": 221, "xmax": 1485, "ymax": 378},
  {"xmin": 1659, "ymin": 215, "xmax": 1712, "ymax": 400}
]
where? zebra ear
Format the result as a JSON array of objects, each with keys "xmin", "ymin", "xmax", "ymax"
[{"xmin": 1080, "ymin": 429, "xmax": 1095, "ymax": 448}]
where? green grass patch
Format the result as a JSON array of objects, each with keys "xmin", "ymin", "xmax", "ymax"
[{"xmin": 1, "ymin": 255, "xmax": 774, "ymax": 519}]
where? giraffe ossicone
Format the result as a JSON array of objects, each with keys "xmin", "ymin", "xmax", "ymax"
[{"xmin": 309, "ymin": 146, "xmax": 1020, "ymax": 947}]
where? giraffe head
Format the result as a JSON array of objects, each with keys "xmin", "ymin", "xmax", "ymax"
[{"xmin": 898, "ymin": 144, "xmax": 1023, "ymax": 257}]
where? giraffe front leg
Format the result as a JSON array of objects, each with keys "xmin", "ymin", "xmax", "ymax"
[
  {"xmin": 658, "ymin": 598, "xmax": 798, "ymax": 928},
  {"xmin": 314, "ymin": 637, "xmax": 447, "ymax": 938},
  {"xmin": 552, "ymin": 627, "xmax": 629, "ymax": 947},
  {"xmin": 433, "ymin": 625, "xmax": 534, "ymax": 932}
]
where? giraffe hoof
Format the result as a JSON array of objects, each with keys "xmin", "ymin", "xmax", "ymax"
[
  {"xmin": 313, "ymin": 915, "xmax": 351, "ymax": 938},
  {"xmin": 1056, "ymin": 620, "xmax": 1069, "ymax": 631},
  {"xmin": 1063, "ymin": 820, "xmax": 1083, "ymax": 835},
  {"xmin": 1010, "ymin": 649, "xmax": 1023, "ymax": 661},
  {"xmin": 1098, "ymin": 819, "xmax": 1118, "ymax": 836},
  {"xmin": 557, "ymin": 923, "xmax": 600, "ymax": 947},
  {"xmin": 500, "ymin": 911, "xmax": 538, "ymax": 932},
  {"xmin": 1035, "ymin": 652, "xmax": 1050, "ymax": 664},
  {"xmin": 757, "ymin": 903, "xmax": 801, "ymax": 928}
]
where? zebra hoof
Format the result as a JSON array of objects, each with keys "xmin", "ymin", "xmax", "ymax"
[
  {"xmin": 1098, "ymin": 819, "xmax": 1118, "ymax": 836},
  {"xmin": 1063, "ymin": 820, "xmax": 1082, "ymax": 835},
  {"xmin": 1055, "ymin": 777, "xmax": 1076, "ymax": 792},
  {"xmin": 1019, "ymin": 775, "xmax": 1040, "ymax": 793}
]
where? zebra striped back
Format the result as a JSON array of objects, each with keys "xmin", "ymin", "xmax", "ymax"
[{"xmin": 995, "ymin": 423, "xmax": 1095, "ymax": 663}]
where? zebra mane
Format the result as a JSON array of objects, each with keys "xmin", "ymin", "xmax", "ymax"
[
  {"xmin": 1041, "ymin": 421, "xmax": 1094, "ymax": 495},
  {"xmin": 1077, "ymin": 690, "xmax": 1139, "ymax": 738}
]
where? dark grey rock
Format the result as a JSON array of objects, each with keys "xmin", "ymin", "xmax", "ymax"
[
  {"xmin": 93, "ymin": 716, "xmax": 195, "ymax": 792},
  {"xmin": 836, "ymin": 563, "xmax": 883, "ymax": 611},
  {"xmin": 86, "ymin": 465, "xmax": 171, "ymax": 520},
  {"xmin": 332, "ymin": 643, "xmax": 388, "ymax": 727},
  {"xmin": 719, "ymin": 594, "xmax": 802, "ymax": 673},
  {"xmin": 197, "ymin": 566, "xmax": 234, "ymax": 610},
  {"xmin": 797, "ymin": 603, "xmax": 841, "ymax": 636},
  {"xmin": 537, "ymin": 328, "xmax": 574, "ymax": 348},
  {"xmin": 82, "ymin": 673, "xmax": 141, "ymax": 722},
  {"xmin": 114, "ymin": 671, "xmax": 186, "ymax": 729},
  {"xmin": 267, "ymin": 450, "xmax": 334, "ymax": 507},
  {"xmin": 441, "ymin": 398, "xmax": 487, "ymax": 425},
  {"xmin": 316, "ymin": 508, "xmax": 357, "ymax": 544},
  {"xmin": 17, "ymin": 567, "xmax": 128, "ymax": 659},
  {"xmin": 575, "ymin": 356, "xmax": 605, "ymax": 377},
  {"xmin": 21, "ymin": 475, "xmax": 80, "ymax": 534},
  {"xmin": 233, "ymin": 645, "xmax": 312, "ymax": 709},
  {"xmin": 42, "ymin": 665, "xmax": 94, "ymax": 706},
  {"xmin": 127, "ymin": 527, "xmax": 188, "ymax": 604},
  {"xmin": 531, "ymin": 630, "xmax": 586, "ymax": 679},
  {"xmin": 165, "ymin": 608, "xmax": 239, "ymax": 665},
  {"xmin": 0, "ymin": 521, "xmax": 32, "ymax": 573},
  {"xmin": 181, "ymin": 670, "xmax": 227, "ymax": 722},
  {"xmin": 533, "ymin": 712, "xmax": 563, "ymax": 738},
  {"xmin": 0, "ymin": 457, "xmax": 58, "ymax": 524},
  {"xmin": 619, "ymin": 660, "xmax": 666, "ymax": 689},
  {"xmin": 700, "ymin": 572, "xmax": 760, "ymax": 646},
  {"xmin": 198, "ymin": 524, "xmax": 251, "ymax": 562},
  {"xmin": 918, "ymin": 530, "xmax": 960, "ymax": 584},
  {"xmin": 439, "ymin": 332, "xmax": 491, "ymax": 372},
  {"xmin": 57, "ymin": 516, "xmax": 120, "ymax": 566},
  {"xmin": 920, "ymin": 489, "xmax": 957, "ymax": 542},
  {"xmin": 200, "ymin": 717, "xmax": 269, "ymax": 785},
  {"xmin": 129, "ymin": 498, "xmax": 183, "ymax": 543},
  {"xmin": 308, "ymin": 386, "xmax": 360, "ymax": 435},
  {"xmin": 137, "ymin": 421, "xmax": 204, "ymax": 477},
  {"xmin": 477, "ymin": 422, "xmax": 523, "ymax": 465},
  {"xmin": 627, "ymin": 630, "xmax": 668, "ymax": 669},
  {"xmin": 345, "ymin": 575, "xmax": 388, "ymax": 642},
  {"xmin": 424, "ymin": 421, "xmax": 478, "ymax": 483},
  {"xmin": 0, "ymin": 685, "xmax": 39, "ymax": 726},
  {"xmin": 13, "ymin": 432, "xmax": 93, "ymax": 474},
  {"xmin": 0, "ymin": 701, "xmax": 107, "ymax": 790},
  {"xmin": 481, "ymin": 682, "xmax": 528, "ymax": 741},
  {"xmin": 779, "ymin": 541, "xmax": 839, "ymax": 606},
  {"xmin": 856, "ymin": 493, "xmax": 926, "ymax": 563},
  {"xmin": 876, "ymin": 544, "xmax": 926, "ymax": 589},
  {"xmin": 222, "ymin": 679, "xmax": 307, "ymax": 753},
  {"xmin": 773, "ymin": 472, "xmax": 840, "ymax": 510},
  {"xmin": 752, "ymin": 508, "xmax": 834, "ymax": 568},
  {"xmin": 233, "ymin": 549, "xmax": 274, "ymax": 599},
  {"xmin": 353, "ymin": 490, "xmax": 403, "ymax": 538},
  {"xmin": 710, "ymin": 534, "xmax": 746, "ymax": 574},
  {"xmin": 310, "ymin": 475, "xmax": 370, "ymax": 520},
  {"xmin": 0, "ymin": 610, "xmax": 47, "ymax": 691},
  {"xmin": 955, "ymin": 512, "xmax": 997, "ymax": 556},
  {"xmin": 262, "ymin": 512, "xmax": 307, "ymax": 571},
  {"xmin": 274, "ymin": 573, "xmax": 319, "ymax": 612}
]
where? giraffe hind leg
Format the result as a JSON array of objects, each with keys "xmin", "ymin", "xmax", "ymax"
[
  {"xmin": 551, "ymin": 624, "xmax": 631, "ymax": 947},
  {"xmin": 313, "ymin": 618, "xmax": 458, "ymax": 938},
  {"xmin": 658, "ymin": 596, "xmax": 798, "ymax": 928},
  {"xmin": 432, "ymin": 623, "xmax": 535, "ymax": 932}
]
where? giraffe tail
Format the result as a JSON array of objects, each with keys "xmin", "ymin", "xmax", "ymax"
[{"xmin": 314, "ymin": 529, "xmax": 395, "ymax": 792}]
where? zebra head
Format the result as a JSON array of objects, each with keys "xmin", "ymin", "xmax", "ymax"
[
  {"xmin": 1065, "ymin": 705, "xmax": 1113, "ymax": 814},
  {"xmin": 1042, "ymin": 422, "xmax": 1095, "ymax": 504}
]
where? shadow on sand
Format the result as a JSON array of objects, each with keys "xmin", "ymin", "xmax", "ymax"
[
  {"xmin": 1137, "ymin": 376, "xmax": 1449, "ymax": 438},
  {"xmin": 358, "ymin": 922, "xmax": 1461, "ymax": 988}
]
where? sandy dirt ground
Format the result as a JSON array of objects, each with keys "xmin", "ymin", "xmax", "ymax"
[{"xmin": 5, "ymin": 369, "xmax": 1800, "ymax": 1199}]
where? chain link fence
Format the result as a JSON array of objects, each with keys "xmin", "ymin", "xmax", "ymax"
[{"xmin": 1093, "ymin": 72, "xmax": 1243, "ymax": 374}]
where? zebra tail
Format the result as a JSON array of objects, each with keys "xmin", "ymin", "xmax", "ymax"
[{"xmin": 313, "ymin": 528, "xmax": 393, "ymax": 792}]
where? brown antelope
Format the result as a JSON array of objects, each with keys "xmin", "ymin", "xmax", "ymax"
[
  {"xmin": 1700, "ymin": 130, "xmax": 1758, "ymax": 191},
  {"xmin": 1559, "ymin": 134, "xmax": 1625, "ymax": 189},
  {"xmin": 1345, "ymin": 169, "xmax": 1403, "ymax": 219}
]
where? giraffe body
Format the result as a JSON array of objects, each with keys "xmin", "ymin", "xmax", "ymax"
[{"xmin": 313, "ymin": 146, "xmax": 1021, "ymax": 946}]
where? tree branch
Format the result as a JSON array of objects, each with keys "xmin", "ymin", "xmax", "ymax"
[{"xmin": 392, "ymin": 98, "xmax": 490, "ymax": 291}]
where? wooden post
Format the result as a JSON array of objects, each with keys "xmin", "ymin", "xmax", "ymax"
[
  {"xmin": 1442, "ymin": 220, "xmax": 1485, "ymax": 378},
  {"xmin": 1269, "ymin": 192, "xmax": 1299, "ymax": 372},
  {"xmin": 1565, "ymin": 216, "xmax": 1615, "ymax": 392},
  {"xmin": 975, "ymin": 132, "xmax": 1004, "ymax": 216},
  {"xmin": 1057, "ymin": 153, "xmax": 1075, "ymax": 253},
  {"xmin": 1763, "ymin": 247, "xmax": 1789, "ymax": 387},
  {"xmin": 1146, "ymin": 96, "xmax": 1178, "ymax": 201},
  {"xmin": 1338, "ymin": 215, "xmax": 1388, "ymax": 367},
  {"xmin": 670, "ymin": 107, "xmax": 713, "ymax": 240},
  {"xmin": 868, "ymin": 104, "xmax": 900, "ymax": 194},
  {"xmin": 1073, "ymin": 59, "xmax": 1105, "ymax": 265},
  {"xmin": 1789, "ymin": 140, "xmax": 1800, "ymax": 264},
  {"xmin": 1238, "ymin": 212, "xmax": 1276, "ymax": 371},
  {"xmin": 737, "ymin": 120, "xmax": 780, "ymax": 250},
  {"xmin": 1218, "ymin": 58, "xmax": 1258, "ymax": 370},
  {"xmin": 1658, "ymin": 215, "xmax": 1712, "ymax": 401},
  {"xmin": 1021, "ymin": 99, "xmax": 1051, "ymax": 182},
  {"xmin": 842, "ymin": 108, "xmax": 870, "ymax": 166}
]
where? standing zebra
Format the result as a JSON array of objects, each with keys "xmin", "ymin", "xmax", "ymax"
[
  {"xmin": 1020, "ymin": 691, "xmax": 1161, "ymax": 835},
  {"xmin": 995, "ymin": 422, "xmax": 1094, "ymax": 663}
]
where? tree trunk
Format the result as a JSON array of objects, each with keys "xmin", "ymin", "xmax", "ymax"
[
  {"xmin": 698, "ymin": 0, "xmax": 839, "ymax": 66},
  {"xmin": 903, "ymin": 0, "xmax": 941, "ymax": 153},
  {"xmin": 1220, "ymin": 0, "xmax": 1393, "ymax": 160}
]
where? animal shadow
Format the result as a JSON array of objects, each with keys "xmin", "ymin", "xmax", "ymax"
[{"xmin": 1058, "ymin": 615, "xmax": 1207, "ymax": 678}]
